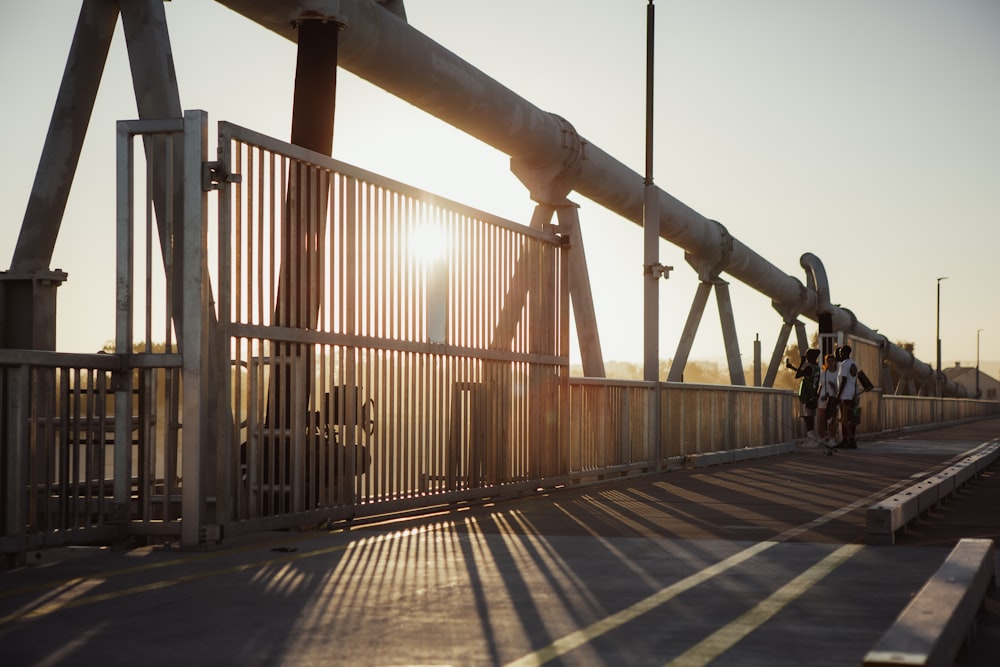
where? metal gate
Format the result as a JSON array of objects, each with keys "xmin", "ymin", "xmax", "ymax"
[{"xmin": 211, "ymin": 121, "xmax": 569, "ymax": 537}]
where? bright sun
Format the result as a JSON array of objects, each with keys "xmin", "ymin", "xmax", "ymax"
[{"xmin": 408, "ymin": 222, "xmax": 449, "ymax": 265}]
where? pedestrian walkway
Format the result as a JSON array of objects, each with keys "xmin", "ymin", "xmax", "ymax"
[{"xmin": 2, "ymin": 419, "xmax": 998, "ymax": 666}]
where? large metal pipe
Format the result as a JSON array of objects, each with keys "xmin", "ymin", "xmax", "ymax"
[{"xmin": 214, "ymin": 0, "xmax": 965, "ymax": 397}]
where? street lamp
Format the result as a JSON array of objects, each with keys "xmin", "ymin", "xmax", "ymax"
[
  {"xmin": 936, "ymin": 276, "xmax": 947, "ymax": 396},
  {"xmin": 977, "ymin": 329, "xmax": 983, "ymax": 399}
]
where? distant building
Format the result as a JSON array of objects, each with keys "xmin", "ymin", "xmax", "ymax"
[{"xmin": 944, "ymin": 363, "xmax": 1000, "ymax": 400}]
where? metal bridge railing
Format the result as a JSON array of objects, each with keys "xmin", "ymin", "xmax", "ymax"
[
  {"xmin": 881, "ymin": 395, "xmax": 1000, "ymax": 432},
  {"xmin": 4, "ymin": 350, "xmax": 998, "ymax": 563},
  {"xmin": 566, "ymin": 380, "xmax": 797, "ymax": 476},
  {"xmin": 0, "ymin": 350, "xmax": 182, "ymax": 562}
]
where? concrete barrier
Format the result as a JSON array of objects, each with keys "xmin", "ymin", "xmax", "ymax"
[
  {"xmin": 867, "ymin": 443, "xmax": 999, "ymax": 545},
  {"xmin": 863, "ymin": 538, "xmax": 996, "ymax": 667},
  {"xmin": 684, "ymin": 441, "xmax": 797, "ymax": 469}
]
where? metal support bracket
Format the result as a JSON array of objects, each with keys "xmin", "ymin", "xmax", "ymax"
[
  {"xmin": 644, "ymin": 262, "xmax": 673, "ymax": 279},
  {"xmin": 201, "ymin": 161, "xmax": 241, "ymax": 191}
]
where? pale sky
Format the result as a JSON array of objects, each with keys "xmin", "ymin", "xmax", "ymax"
[{"xmin": 2, "ymin": 1, "xmax": 998, "ymax": 373}]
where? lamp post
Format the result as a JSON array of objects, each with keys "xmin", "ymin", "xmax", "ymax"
[
  {"xmin": 936, "ymin": 276, "xmax": 947, "ymax": 397},
  {"xmin": 642, "ymin": 0, "xmax": 672, "ymax": 467},
  {"xmin": 976, "ymin": 329, "xmax": 982, "ymax": 399}
]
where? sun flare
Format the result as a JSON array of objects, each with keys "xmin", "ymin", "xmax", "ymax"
[{"xmin": 408, "ymin": 222, "xmax": 449, "ymax": 265}]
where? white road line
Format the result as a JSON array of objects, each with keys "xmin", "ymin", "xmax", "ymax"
[{"xmin": 503, "ymin": 540, "xmax": 777, "ymax": 667}]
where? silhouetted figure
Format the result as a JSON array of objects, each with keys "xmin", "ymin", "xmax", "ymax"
[{"xmin": 787, "ymin": 348, "xmax": 821, "ymax": 433}]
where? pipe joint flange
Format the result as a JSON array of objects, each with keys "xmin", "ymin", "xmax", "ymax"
[
  {"xmin": 552, "ymin": 113, "xmax": 584, "ymax": 178},
  {"xmin": 684, "ymin": 220, "xmax": 733, "ymax": 282},
  {"xmin": 510, "ymin": 114, "xmax": 584, "ymax": 205},
  {"xmin": 714, "ymin": 220, "xmax": 734, "ymax": 272}
]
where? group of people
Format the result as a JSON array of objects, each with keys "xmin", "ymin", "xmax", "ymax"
[{"xmin": 787, "ymin": 344, "xmax": 862, "ymax": 449}]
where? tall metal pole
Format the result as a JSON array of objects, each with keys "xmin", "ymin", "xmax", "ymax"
[
  {"xmin": 976, "ymin": 329, "xmax": 982, "ymax": 398},
  {"xmin": 642, "ymin": 0, "xmax": 669, "ymax": 466},
  {"xmin": 643, "ymin": 0, "xmax": 660, "ymax": 383},
  {"xmin": 936, "ymin": 276, "xmax": 947, "ymax": 396}
]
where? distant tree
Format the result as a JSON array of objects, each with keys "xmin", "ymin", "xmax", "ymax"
[
  {"xmin": 677, "ymin": 360, "xmax": 729, "ymax": 385},
  {"xmin": 604, "ymin": 360, "xmax": 643, "ymax": 381},
  {"xmin": 101, "ymin": 340, "xmax": 176, "ymax": 354}
]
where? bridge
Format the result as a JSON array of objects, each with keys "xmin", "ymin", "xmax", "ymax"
[{"xmin": 2, "ymin": 1, "xmax": 999, "ymax": 663}]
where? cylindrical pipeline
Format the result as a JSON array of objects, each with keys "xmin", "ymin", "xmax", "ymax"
[{"xmin": 216, "ymin": 0, "xmax": 967, "ymax": 397}]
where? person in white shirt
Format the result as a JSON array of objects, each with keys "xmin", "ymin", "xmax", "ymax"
[
  {"xmin": 836, "ymin": 345, "xmax": 859, "ymax": 448},
  {"xmin": 812, "ymin": 353, "xmax": 839, "ymax": 445}
]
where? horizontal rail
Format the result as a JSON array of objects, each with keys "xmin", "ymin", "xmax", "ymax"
[
  {"xmin": 230, "ymin": 323, "xmax": 567, "ymax": 367},
  {"xmin": 0, "ymin": 350, "xmax": 182, "ymax": 370},
  {"xmin": 0, "ymin": 350, "xmax": 121, "ymax": 369}
]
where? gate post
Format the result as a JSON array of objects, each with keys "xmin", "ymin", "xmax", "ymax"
[
  {"xmin": 2, "ymin": 365, "xmax": 30, "ymax": 565},
  {"xmin": 180, "ymin": 110, "xmax": 211, "ymax": 547}
]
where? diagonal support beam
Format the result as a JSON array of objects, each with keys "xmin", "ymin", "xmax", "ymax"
[
  {"xmin": 668, "ymin": 279, "xmax": 746, "ymax": 385},
  {"xmin": 715, "ymin": 282, "xmax": 745, "ymax": 385},
  {"xmin": 11, "ymin": 0, "xmax": 119, "ymax": 274},
  {"xmin": 667, "ymin": 281, "xmax": 712, "ymax": 382},
  {"xmin": 764, "ymin": 321, "xmax": 794, "ymax": 388},
  {"xmin": 554, "ymin": 205, "xmax": 605, "ymax": 377},
  {"xmin": 490, "ymin": 202, "xmax": 606, "ymax": 377}
]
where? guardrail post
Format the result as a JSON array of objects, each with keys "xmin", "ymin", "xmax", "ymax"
[{"xmin": 3, "ymin": 365, "xmax": 29, "ymax": 564}]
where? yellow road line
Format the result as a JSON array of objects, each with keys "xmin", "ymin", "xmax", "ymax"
[{"xmin": 664, "ymin": 543, "xmax": 863, "ymax": 666}]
